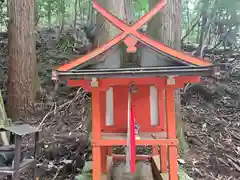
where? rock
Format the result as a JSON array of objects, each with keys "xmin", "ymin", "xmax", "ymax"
[
  {"xmin": 75, "ymin": 173, "xmax": 92, "ymax": 180},
  {"xmin": 82, "ymin": 161, "xmax": 92, "ymax": 173}
]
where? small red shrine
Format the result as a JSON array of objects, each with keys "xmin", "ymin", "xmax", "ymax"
[{"xmin": 52, "ymin": 0, "xmax": 220, "ymax": 179}]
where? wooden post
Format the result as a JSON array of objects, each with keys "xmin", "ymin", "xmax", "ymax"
[
  {"xmin": 158, "ymin": 89, "xmax": 167, "ymax": 173},
  {"xmin": 91, "ymin": 88, "xmax": 102, "ymax": 180},
  {"xmin": 166, "ymin": 88, "xmax": 178, "ymax": 180}
]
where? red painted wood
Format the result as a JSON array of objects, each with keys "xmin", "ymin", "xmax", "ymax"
[
  {"xmin": 67, "ymin": 76, "xmax": 200, "ymax": 90},
  {"xmin": 113, "ymin": 86, "xmax": 128, "ymax": 132},
  {"xmin": 131, "ymin": 86, "xmax": 151, "ymax": 130},
  {"xmin": 93, "ymin": 139, "xmax": 178, "ymax": 146},
  {"xmin": 101, "ymin": 85, "xmax": 165, "ymax": 133}
]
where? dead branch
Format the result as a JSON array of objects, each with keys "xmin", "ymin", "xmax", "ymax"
[
  {"xmin": 38, "ymin": 88, "xmax": 86, "ymax": 129},
  {"xmin": 52, "ymin": 166, "xmax": 62, "ymax": 180},
  {"xmin": 181, "ymin": 15, "xmax": 201, "ymax": 42}
]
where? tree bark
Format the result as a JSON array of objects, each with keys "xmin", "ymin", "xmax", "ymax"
[
  {"xmin": 59, "ymin": 0, "xmax": 65, "ymax": 33},
  {"xmin": 73, "ymin": 0, "xmax": 78, "ymax": 30},
  {"xmin": 148, "ymin": 0, "xmax": 189, "ymax": 156},
  {"xmin": 196, "ymin": 10, "xmax": 207, "ymax": 58},
  {"xmin": 95, "ymin": 0, "xmax": 126, "ymax": 46},
  {"xmin": 7, "ymin": 0, "xmax": 37, "ymax": 120},
  {"xmin": 47, "ymin": 1, "xmax": 52, "ymax": 28},
  {"xmin": 87, "ymin": 0, "xmax": 94, "ymax": 28},
  {"xmin": 148, "ymin": 0, "xmax": 181, "ymax": 49}
]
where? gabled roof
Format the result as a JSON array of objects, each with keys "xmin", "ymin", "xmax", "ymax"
[{"xmin": 55, "ymin": 0, "xmax": 213, "ymax": 78}]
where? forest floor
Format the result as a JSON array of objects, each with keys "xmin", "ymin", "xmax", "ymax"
[{"xmin": 0, "ymin": 28, "xmax": 240, "ymax": 180}]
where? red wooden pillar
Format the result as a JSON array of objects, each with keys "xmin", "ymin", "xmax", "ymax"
[
  {"xmin": 158, "ymin": 89, "xmax": 168, "ymax": 173},
  {"xmin": 92, "ymin": 88, "xmax": 102, "ymax": 180},
  {"xmin": 152, "ymin": 88, "xmax": 168, "ymax": 173},
  {"xmin": 166, "ymin": 87, "xmax": 178, "ymax": 180}
]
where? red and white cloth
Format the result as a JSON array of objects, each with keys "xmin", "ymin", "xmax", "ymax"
[{"xmin": 126, "ymin": 92, "xmax": 138, "ymax": 173}]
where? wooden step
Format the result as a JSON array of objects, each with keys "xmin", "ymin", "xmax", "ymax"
[
  {"xmin": 101, "ymin": 132, "xmax": 167, "ymax": 140},
  {"xmin": 94, "ymin": 132, "xmax": 178, "ymax": 146}
]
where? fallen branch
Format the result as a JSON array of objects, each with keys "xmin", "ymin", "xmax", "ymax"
[
  {"xmin": 53, "ymin": 132, "xmax": 88, "ymax": 142},
  {"xmin": 38, "ymin": 88, "xmax": 86, "ymax": 129},
  {"xmin": 52, "ymin": 167, "xmax": 62, "ymax": 180},
  {"xmin": 227, "ymin": 158, "xmax": 240, "ymax": 172}
]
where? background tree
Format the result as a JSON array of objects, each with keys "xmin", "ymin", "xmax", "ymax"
[
  {"xmin": 147, "ymin": 0, "xmax": 189, "ymax": 155},
  {"xmin": 7, "ymin": 0, "xmax": 37, "ymax": 120}
]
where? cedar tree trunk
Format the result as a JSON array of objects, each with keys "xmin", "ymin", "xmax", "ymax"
[
  {"xmin": 148, "ymin": 0, "xmax": 189, "ymax": 156},
  {"xmin": 8, "ymin": 0, "xmax": 37, "ymax": 120}
]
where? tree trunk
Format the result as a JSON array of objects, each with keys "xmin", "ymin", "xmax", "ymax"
[
  {"xmin": 7, "ymin": 0, "xmax": 37, "ymax": 120},
  {"xmin": 6, "ymin": 0, "xmax": 9, "ymax": 17},
  {"xmin": 95, "ymin": 0, "xmax": 126, "ymax": 46},
  {"xmin": 73, "ymin": 0, "xmax": 78, "ymax": 30},
  {"xmin": 95, "ymin": 0, "xmax": 137, "ymax": 67},
  {"xmin": 148, "ymin": 0, "xmax": 181, "ymax": 49},
  {"xmin": 79, "ymin": 0, "xmax": 85, "ymax": 24},
  {"xmin": 35, "ymin": 4, "xmax": 40, "ymax": 27},
  {"xmin": 47, "ymin": 2, "xmax": 52, "ymax": 28},
  {"xmin": 87, "ymin": 0, "xmax": 94, "ymax": 28},
  {"xmin": 148, "ymin": 0, "xmax": 189, "ymax": 156},
  {"xmin": 196, "ymin": 10, "xmax": 207, "ymax": 58},
  {"xmin": 59, "ymin": 0, "xmax": 65, "ymax": 33}
]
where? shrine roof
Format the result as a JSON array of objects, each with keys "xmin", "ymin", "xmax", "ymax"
[
  {"xmin": 56, "ymin": 36, "xmax": 212, "ymax": 72},
  {"xmin": 53, "ymin": 0, "xmax": 225, "ymax": 79}
]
